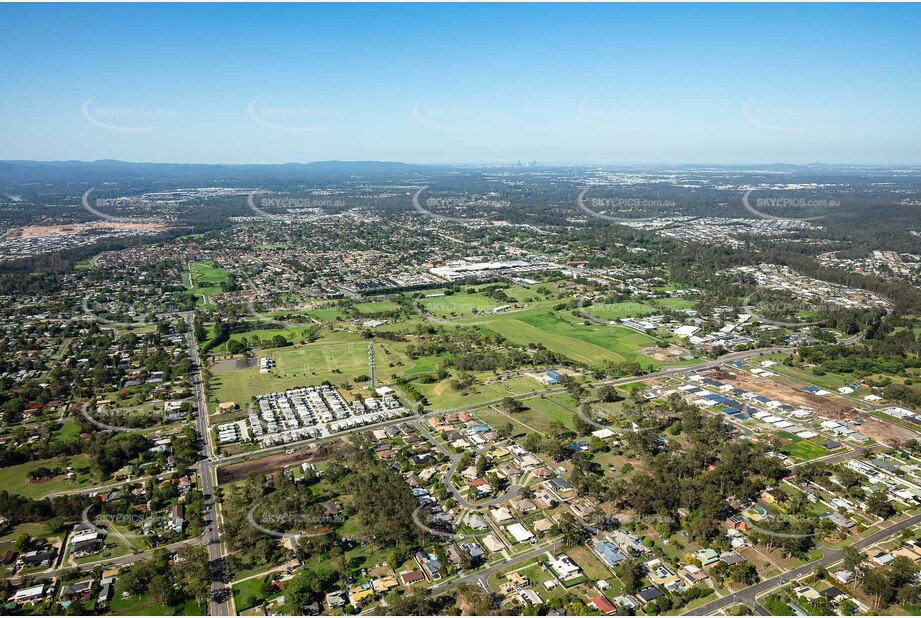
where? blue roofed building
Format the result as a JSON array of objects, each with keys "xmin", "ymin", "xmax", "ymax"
[{"xmin": 594, "ymin": 541, "xmax": 628, "ymax": 568}]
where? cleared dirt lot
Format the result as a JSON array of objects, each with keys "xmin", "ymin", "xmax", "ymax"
[
  {"xmin": 639, "ymin": 345, "xmax": 693, "ymax": 362},
  {"xmin": 9, "ymin": 222, "xmax": 167, "ymax": 238},
  {"xmin": 213, "ymin": 356, "xmax": 257, "ymax": 372},
  {"xmin": 704, "ymin": 368, "xmax": 917, "ymax": 444},
  {"xmin": 217, "ymin": 444, "xmax": 330, "ymax": 484}
]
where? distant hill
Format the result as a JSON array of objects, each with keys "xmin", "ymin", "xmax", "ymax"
[
  {"xmin": 1, "ymin": 159, "xmax": 910, "ymax": 187},
  {"xmin": 0, "ymin": 159, "xmax": 429, "ymax": 185}
]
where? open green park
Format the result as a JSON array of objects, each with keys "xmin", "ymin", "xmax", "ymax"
[
  {"xmin": 0, "ymin": 453, "xmax": 95, "ymax": 499},
  {"xmin": 187, "ymin": 261, "xmax": 230, "ymax": 298},
  {"xmin": 582, "ymin": 297, "xmax": 696, "ymax": 321},
  {"xmin": 478, "ymin": 310, "xmax": 663, "ymax": 368}
]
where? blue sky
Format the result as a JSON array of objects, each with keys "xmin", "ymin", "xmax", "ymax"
[{"xmin": 1, "ymin": 3, "xmax": 919, "ymax": 165}]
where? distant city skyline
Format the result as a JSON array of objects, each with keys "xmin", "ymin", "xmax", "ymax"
[{"xmin": 1, "ymin": 3, "xmax": 920, "ymax": 165}]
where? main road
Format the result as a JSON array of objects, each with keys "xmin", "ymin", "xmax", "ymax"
[{"xmin": 183, "ymin": 312, "xmax": 232, "ymax": 617}]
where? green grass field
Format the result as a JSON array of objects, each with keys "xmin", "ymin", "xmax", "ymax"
[
  {"xmin": 419, "ymin": 293, "xmax": 510, "ymax": 317},
  {"xmin": 508, "ymin": 394, "xmax": 579, "ymax": 434},
  {"xmin": 233, "ymin": 575, "xmax": 281, "ymax": 612},
  {"xmin": 51, "ymin": 420, "xmax": 82, "ymax": 444},
  {"xmin": 0, "ymin": 454, "xmax": 95, "ymax": 498},
  {"xmin": 187, "ymin": 261, "xmax": 229, "ymax": 298},
  {"xmin": 761, "ymin": 354, "xmax": 860, "ymax": 392},
  {"xmin": 582, "ymin": 301, "xmax": 661, "ymax": 320},
  {"xmin": 0, "ymin": 522, "xmax": 58, "ymax": 543},
  {"xmin": 777, "ymin": 431, "xmax": 827, "ymax": 462},
  {"xmin": 418, "ymin": 285, "xmax": 546, "ymax": 319},
  {"xmin": 479, "ymin": 310, "xmax": 662, "ymax": 367},
  {"xmin": 210, "ymin": 331, "xmax": 421, "ymax": 408},
  {"xmin": 354, "ymin": 300, "xmax": 401, "ymax": 314},
  {"xmin": 223, "ymin": 323, "xmax": 322, "ymax": 347},
  {"xmin": 653, "ymin": 297, "xmax": 697, "ymax": 310},
  {"xmin": 415, "ymin": 374, "xmax": 545, "ymax": 410},
  {"xmin": 108, "ymin": 579, "xmax": 208, "ymax": 616},
  {"xmin": 565, "ymin": 544, "xmax": 615, "ymax": 580},
  {"xmin": 208, "ymin": 286, "xmax": 677, "ymax": 412},
  {"xmin": 305, "ymin": 307, "xmax": 346, "ymax": 322}
]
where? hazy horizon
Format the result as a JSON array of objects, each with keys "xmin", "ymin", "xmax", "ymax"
[
  {"xmin": 3, "ymin": 158, "xmax": 921, "ymax": 168},
  {"xmin": 2, "ymin": 3, "xmax": 921, "ymax": 165}
]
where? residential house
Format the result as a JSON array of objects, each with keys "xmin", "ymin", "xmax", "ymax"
[
  {"xmin": 636, "ymin": 586, "xmax": 664, "ymax": 605},
  {"xmin": 593, "ymin": 541, "xmax": 627, "ymax": 569},
  {"xmin": 400, "ymin": 570, "xmax": 426, "ymax": 586},
  {"xmin": 168, "ymin": 504, "xmax": 185, "ymax": 533},
  {"xmin": 590, "ymin": 595, "xmax": 617, "ymax": 615},
  {"xmin": 13, "ymin": 584, "xmax": 46, "ymax": 605}
]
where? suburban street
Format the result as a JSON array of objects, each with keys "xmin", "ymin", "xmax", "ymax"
[
  {"xmin": 432, "ymin": 539, "xmax": 565, "ymax": 596},
  {"xmin": 686, "ymin": 513, "xmax": 921, "ymax": 615},
  {"xmin": 413, "ymin": 419, "xmax": 524, "ymax": 509},
  {"xmin": 7, "ymin": 537, "xmax": 202, "ymax": 587}
]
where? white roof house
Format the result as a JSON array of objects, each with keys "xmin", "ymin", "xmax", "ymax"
[
  {"xmin": 507, "ymin": 523, "xmax": 534, "ymax": 543},
  {"xmin": 548, "ymin": 554, "xmax": 582, "ymax": 578},
  {"xmin": 14, "ymin": 584, "xmax": 45, "ymax": 604}
]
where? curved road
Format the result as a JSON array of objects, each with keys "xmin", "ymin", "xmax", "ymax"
[{"xmin": 413, "ymin": 420, "xmax": 523, "ymax": 509}]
